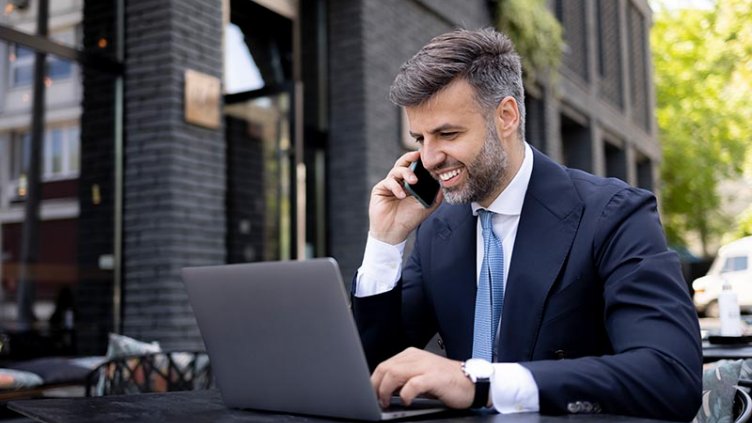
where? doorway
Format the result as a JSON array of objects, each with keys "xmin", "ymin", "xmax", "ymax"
[
  {"xmin": 225, "ymin": 86, "xmax": 297, "ymax": 262},
  {"xmin": 224, "ymin": 0, "xmax": 301, "ymax": 262}
]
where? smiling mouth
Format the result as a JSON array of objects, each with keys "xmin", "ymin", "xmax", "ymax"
[{"xmin": 437, "ymin": 168, "xmax": 463, "ymax": 183}]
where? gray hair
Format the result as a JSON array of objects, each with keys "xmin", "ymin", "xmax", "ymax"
[{"xmin": 389, "ymin": 28, "xmax": 526, "ymax": 141}]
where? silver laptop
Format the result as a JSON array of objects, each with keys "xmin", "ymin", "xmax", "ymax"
[{"xmin": 181, "ymin": 258, "xmax": 446, "ymax": 421}]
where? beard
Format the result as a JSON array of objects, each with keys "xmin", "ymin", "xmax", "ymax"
[{"xmin": 441, "ymin": 119, "xmax": 508, "ymax": 205}]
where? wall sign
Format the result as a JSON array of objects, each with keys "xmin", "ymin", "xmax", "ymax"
[{"xmin": 184, "ymin": 69, "xmax": 221, "ymax": 129}]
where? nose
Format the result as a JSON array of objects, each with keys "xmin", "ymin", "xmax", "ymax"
[{"xmin": 420, "ymin": 139, "xmax": 445, "ymax": 171}]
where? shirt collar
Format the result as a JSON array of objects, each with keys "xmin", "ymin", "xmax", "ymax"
[{"xmin": 472, "ymin": 142, "xmax": 533, "ymax": 217}]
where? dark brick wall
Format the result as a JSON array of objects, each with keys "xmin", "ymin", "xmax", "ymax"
[
  {"xmin": 122, "ymin": 0, "xmax": 224, "ymax": 350},
  {"xmin": 327, "ymin": 0, "xmax": 490, "ymax": 288},
  {"xmin": 77, "ymin": 0, "xmax": 117, "ymax": 355},
  {"xmin": 328, "ymin": 0, "xmax": 367, "ymax": 287}
]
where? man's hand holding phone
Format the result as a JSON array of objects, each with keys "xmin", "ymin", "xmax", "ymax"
[{"xmin": 369, "ymin": 151, "xmax": 443, "ymax": 245}]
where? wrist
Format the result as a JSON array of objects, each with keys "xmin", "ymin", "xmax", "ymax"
[
  {"xmin": 462, "ymin": 358, "xmax": 494, "ymax": 409},
  {"xmin": 368, "ymin": 229, "xmax": 408, "ymax": 246}
]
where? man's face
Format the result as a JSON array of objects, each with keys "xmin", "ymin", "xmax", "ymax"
[{"xmin": 406, "ymin": 79, "xmax": 508, "ymax": 206}]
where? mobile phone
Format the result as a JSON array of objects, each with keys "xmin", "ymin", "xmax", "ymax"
[{"xmin": 403, "ymin": 158, "xmax": 440, "ymax": 208}]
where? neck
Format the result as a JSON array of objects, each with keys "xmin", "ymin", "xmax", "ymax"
[{"xmin": 478, "ymin": 140, "xmax": 525, "ymax": 208}]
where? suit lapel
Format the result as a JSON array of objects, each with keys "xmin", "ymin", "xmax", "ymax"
[
  {"xmin": 497, "ymin": 149, "xmax": 583, "ymax": 362},
  {"xmin": 428, "ymin": 204, "xmax": 477, "ymax": 360}
]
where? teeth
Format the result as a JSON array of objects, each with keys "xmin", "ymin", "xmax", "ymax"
[{"xmin": 438, "ymin": 169, "xmax": 461, "ymax": 181}]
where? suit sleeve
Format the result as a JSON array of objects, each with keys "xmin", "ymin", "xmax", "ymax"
[
  {"xmin": 520, "ymin": 187, "xmax": 703, "ymax": 421},
  {"xmin": 352, "ymin": 229, "xmax": 439, "ymax": 370}
]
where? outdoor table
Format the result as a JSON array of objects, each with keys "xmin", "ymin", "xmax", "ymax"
[
  {"xmin": 8, "ymin": 389, "xmax": 680, "ymax": 423},
  {"xmin": 703, "ymin": 340, "xmax": 752, "ymax": 362}
]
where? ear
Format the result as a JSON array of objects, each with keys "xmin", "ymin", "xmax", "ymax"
[{"xmin": 495, "ymin": 96, "xmax": 520, "ymax": 139}]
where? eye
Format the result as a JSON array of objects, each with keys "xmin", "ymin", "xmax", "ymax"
[
  {"xmin": 439, "ymin": 132, "xmax": 458, "ymax": 139},
  {"xmin": 414, "ymin": 136, "xmax": 424, "ymax": 145}
]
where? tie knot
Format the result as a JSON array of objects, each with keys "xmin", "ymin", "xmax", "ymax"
[{"xmin": 478, "ymin": 209, "xmax": 494, "ymax": 230}]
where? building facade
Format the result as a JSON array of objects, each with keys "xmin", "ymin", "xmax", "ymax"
[{"xmin": 0, "ymin": 0, "xmax": 658, "ymax": 355}]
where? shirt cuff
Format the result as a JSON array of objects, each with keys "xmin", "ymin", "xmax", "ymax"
[
  {"xmin": 353, "ymin": 234, "xmax": 406, "ymax": 297},
  {"xmin": 490, "ymin": 363, "xmax": 540, "ymax": 414}
]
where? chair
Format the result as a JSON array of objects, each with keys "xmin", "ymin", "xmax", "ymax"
[
  {"xmin": 0, "ymin": 356, "xmax": 103, "ymax": 401},
  {"xmin": 84, "ymin": 351, "xmax": 212, "ymax": 396},
  {"xmin": 734, "ymin": 386, "xmax": 752, "ymax": 423}
]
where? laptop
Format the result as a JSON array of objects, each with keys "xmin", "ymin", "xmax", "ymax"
[{"xmin": 181, "ymin": 258, "xmax": 447, "ymax": 421}]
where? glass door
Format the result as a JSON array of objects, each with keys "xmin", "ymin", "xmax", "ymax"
[{"xmin": 224, "ymin": 85, "xmax": 299, "ymax": 262}]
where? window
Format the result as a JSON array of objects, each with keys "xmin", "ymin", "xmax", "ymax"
[
  {"xmin": 48, "ymin": 128, "xmax": 64, "ymax": 174},
  {"xmin": 10, "ymin": 131, "xmax": 31, "ymax": 181},
  {"xmin": 47, "ymin": 29, "xmax": 75, "ymax": 81},
  {"xmin": 10, "ymin": 44, "xmax": 34, "ymax": 87},
  {"xmin": 721, "ymin": 256, "xmax": 749, "ymax": 273},
  {"xmin": 224, "ymin": 23, "xmax": 264, "ymax": 94},
  {"xmin": 9, "ymin": 28, "xmax": 75, "ymax": 88},
  {"xmin": 43, "ymin": 125, "xmax": 79, "ymax": 179},
  {"xmin": 47, "ymin": 55, "xmax": 72, "ymax": 80},
  {"xmin": 10, "ymin": 124, "xmax": 80, "ymax": 190}
]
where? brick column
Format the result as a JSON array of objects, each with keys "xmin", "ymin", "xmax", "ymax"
[
  {"xmin": 122, "ymin": 0, "xmax": 224, "ymax": 350},
  {"xmin": 77, "ymin": 0, "xmax": 118, "ymax": 355}
]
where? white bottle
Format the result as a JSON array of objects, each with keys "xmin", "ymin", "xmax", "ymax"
[{"xmin": 719, "ymin": 279, "xmax": 743, "ymax": 337}]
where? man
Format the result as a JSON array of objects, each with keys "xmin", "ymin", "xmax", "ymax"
[{"xmin": 352, "ymin": 28, "xmax": 702, "ymax": 420}]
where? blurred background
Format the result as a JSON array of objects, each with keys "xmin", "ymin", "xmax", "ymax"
[{"xmin": 0, "ymin": 0, "xmax": 749, "ymax": 360}]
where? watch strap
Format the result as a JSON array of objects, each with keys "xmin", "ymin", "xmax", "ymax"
[{"xmin": 471, "ymin": 377, "xmax": 490, "ymax": 408}]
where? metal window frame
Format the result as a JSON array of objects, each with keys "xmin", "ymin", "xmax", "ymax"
[{"xmin": 0, "ymin": 0, "xmax": 125, "ymax": 332}]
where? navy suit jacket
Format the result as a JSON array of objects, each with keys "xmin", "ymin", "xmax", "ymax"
[{"xmin": 352, "ymin": 148, "xmax": 702, "ymax": 420}]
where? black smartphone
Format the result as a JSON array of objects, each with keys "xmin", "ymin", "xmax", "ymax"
[{"xmin": 403, "ymin": 158, "xmax": 440, "ymax": 208}]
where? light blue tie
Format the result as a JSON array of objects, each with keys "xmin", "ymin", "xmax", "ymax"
[{"xmin": 472, "ymin": 209, "xmax": 505, "ymax": 361}]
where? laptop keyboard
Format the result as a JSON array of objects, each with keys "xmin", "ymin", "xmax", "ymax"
[{"xmin": 385, "ymin": 396, "xmax": 445, "ymax": 411}]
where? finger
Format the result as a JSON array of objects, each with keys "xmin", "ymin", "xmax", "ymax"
[
  {"xmin": 394, "ymin": 150, "xmax": 421, "ymax": 168},
  {"xmin": 399, "ymin": 374, "xmax": 430, "ymax": 406},
  {"xmin": 386, "ymin": 164, "xmax": 418, "ymax": 185},
  {"xmin": 371, "ymin": 362, "xmax": 385, "ymax": 393},
  {"xmin": 371, "ymin": 349, "xmax": 423, "ymax": 407},
  {"xmin": 377, "ymin": 369, "xmax": 407, "ymax": 408},
  {"xmin": 371, "ymin": 362, "xmax": 397, "ymax": 407},
  {"xmin": 372, "ymin": 172, "xmax": 408, "ymax": 198},
  {"xmin": 379, "ymin": 177, "xmax": 408, "ymax": 200}
]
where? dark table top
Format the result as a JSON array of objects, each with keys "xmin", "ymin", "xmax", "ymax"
[
  {"xmin": 7, "ymin": 389, "xmax": 679, "ymax": 423},
  {"xmin": 703, "ymin": 340, "xmax": 752, "ymax": 361}
]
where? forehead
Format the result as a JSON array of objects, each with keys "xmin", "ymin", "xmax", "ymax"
[{"xmin": 405, "ymin": 79, "xmax": 485, "ymax": 132}]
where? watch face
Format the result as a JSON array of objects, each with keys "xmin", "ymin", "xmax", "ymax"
[{"xmin": 464, "ymin": 358, "xmax": 494, "ymax": 380}]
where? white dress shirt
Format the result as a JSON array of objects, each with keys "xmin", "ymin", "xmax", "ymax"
[{"xmin": 355, "ymin": 143, "xmax": 539, "ymax": 413}]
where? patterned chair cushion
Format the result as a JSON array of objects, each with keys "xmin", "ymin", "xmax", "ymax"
[
  {"xmin": 8, "ymin": 357, "xmax": 92, "ymax": 385},
  {"xmin": 106, "ymin": 333, "xmax": 161, "ymax": 358},
  {"xmin": 0, "ymin": 368, "xmax": 43, "ymax": 390},
  {"xmin": 695, "ymin": 360, "xmax": 744, "ymax": 423}
]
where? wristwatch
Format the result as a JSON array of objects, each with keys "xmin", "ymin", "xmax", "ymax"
[{"xmin": 462, "ymin": 358, "xmax": 494, "ymax": 408}]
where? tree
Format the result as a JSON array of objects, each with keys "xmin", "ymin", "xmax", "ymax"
[
  {"xmin": 735, "ymin": 207, "xmax": 752, "ymax": 238},
  {"xmin": 731, "ymin": 150, "xmax": 752, "ymax": 239},
  {"xmin": 651, "ymin": 0, "xmax": 752, "ymax": 256}
]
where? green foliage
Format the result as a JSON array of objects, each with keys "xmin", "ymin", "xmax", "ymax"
[
  {"xmin": 497, "ymin": 0, "xmax": 563, "ymax": 83},
  {"xmin": 734, "ymin": 206, "xmax": 752, "ymax": 239},
  {"xmin": 731, "ymin": 151, "xmax": 752, "ymax": 239},
  {"xmin": 652, "ymin": 0, "xmax": 752, "ymax": 255}
]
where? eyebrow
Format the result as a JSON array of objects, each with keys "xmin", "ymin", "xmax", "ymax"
[{"xmin": 408, "ymin": 124, "xmax": 466, "ymax": 138}]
